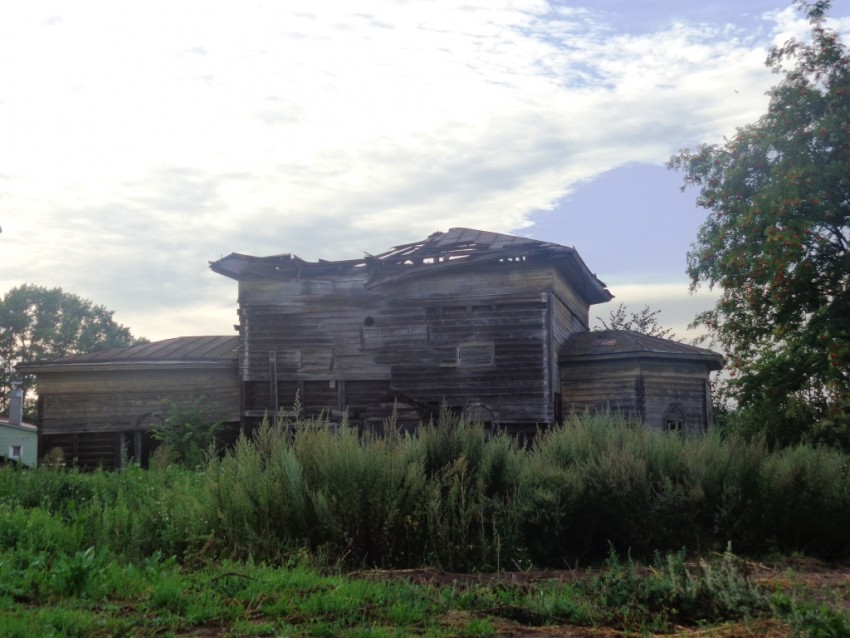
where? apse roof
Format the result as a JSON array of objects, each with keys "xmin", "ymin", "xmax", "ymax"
[{"xmin": 560, "ymin": 330, "xmax": 724, "ymax": 370}]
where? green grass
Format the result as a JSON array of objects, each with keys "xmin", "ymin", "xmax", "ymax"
[{"xmin": 0, "ymin": 553, "xmax": 847, "ymax": 637}]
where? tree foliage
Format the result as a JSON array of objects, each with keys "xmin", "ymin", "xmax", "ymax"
[
  {"xmin": 596, "ymin": 303, "xmax": 676, "ymax": 340},
  {"xmin": 668, "ymin": 1, "xmax": 849, "ymax": 445},
  {"xmin": 0, "ymin": 284, "xmax": 145, "ymax": 412}
]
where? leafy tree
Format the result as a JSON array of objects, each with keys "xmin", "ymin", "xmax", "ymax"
[
  {"xmin": 595, "ymin": 303, "xmax": 676, "ymax": 340},
  {"xmin": 668, "ymin": 1, "xmax": 849, "ymax": 446},
  {"xmin": 0, "ymin": 284, "xmax": 145, "ymax": 414}
]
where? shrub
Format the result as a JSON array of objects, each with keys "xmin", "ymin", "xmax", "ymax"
[
  {"xmin": 151, "ymin": 396, "xmax": 223, "ymax": 468},
  {"xmin": 590, "ymin": 547, "xmax": 769, "ymax": 631}
]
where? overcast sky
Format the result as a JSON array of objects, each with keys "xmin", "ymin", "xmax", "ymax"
[{"xmin": 1, "ymin": 1, "xmax": 848, "ymax": 342}]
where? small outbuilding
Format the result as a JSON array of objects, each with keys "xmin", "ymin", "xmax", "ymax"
[
  {"xmin": 0, "ymin": 386, "xmax": 38, "ymax": 467},
  {"xmin": 559, "ymin": 330, "xmax": 724, "ymax": 435},
  {"xmin": 18, "ymin": 336, "xmax": 240, "ymax": 468}
]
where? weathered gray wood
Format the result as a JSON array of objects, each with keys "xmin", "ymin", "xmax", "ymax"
[
  {"xmin": 228, "ymin": 248, "xmax": 602, "ymax": 426},
  {"xmin": 560, "ymin": 333, "xmax": 721, "ymax": 433}
]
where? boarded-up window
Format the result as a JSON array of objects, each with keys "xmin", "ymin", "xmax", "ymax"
[
  {"xmin": 300, "ymin": 349, "xmax": 333, "ymax": 372},
  {"xmin": 276, "ymin": 350, "xmax": 301, "ymax": 371},
  {"xmin": 457, "ymin": 342, "xmax": 494, "ymax": 367},
  {"xmin": 361, "ymin": 324, "xmax": 429, "ymax": 350}
]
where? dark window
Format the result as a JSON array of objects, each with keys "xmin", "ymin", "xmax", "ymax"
[
  {"xmin": 663, "ymin": 404, "xmax": 686, "ymax": 434},
  {"xmin": 666, "ymin": 418, "xmax": 683, "ymax": 433}
]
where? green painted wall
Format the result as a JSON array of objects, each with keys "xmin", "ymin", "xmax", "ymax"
[{"xmin": 0, "ymin": 422, "xmax": 38, "ymax": 467}]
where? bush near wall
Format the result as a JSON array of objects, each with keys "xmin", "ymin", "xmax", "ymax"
[
  {"xmin": 2, "ymin": 412, "xmax": 849, "ymax": 570},
  {"xmin": 204, "ymin": 412, "xmax": 850, "ymax": 568}
]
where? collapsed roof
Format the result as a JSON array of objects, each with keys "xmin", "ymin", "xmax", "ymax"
[{"xmin": 210, "ymin": 227, "xmax": 613, "ymax": 305}]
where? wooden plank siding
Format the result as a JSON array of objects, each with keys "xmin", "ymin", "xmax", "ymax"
[
  {"xmin": 39, "ymin": 432, "xmax": 126, "ymax": 470},
  {"xmin": 20, "ymin": 336, "xmax": 242, "ymax": 468},
  {"xmin": 639, "ymin": 360, "xmax": 713, "ymax": 435},
  {"xmin": 559, "ymin": 331, "xmax": 723, "ymax": 435},
  {"xmin": 560, "ymin": 359, "xmax": 644, "ymax": 421},
  {"xmin": 233, "ymin": 263, "xmax": 598, "ymax": 426},
  {"xmin": 35, "ymin": 368, "xmax": 240, "ymax": 435}
]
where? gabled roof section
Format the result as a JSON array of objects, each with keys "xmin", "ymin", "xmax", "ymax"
[
  {"xmin": 210, "ymin": 228, "xmax": 613, "ymax": 305},
  {"xmin": 560, "ymin": 330, "xmax": 724, "ymax": 371},
  {"xmin": 18, "ymin": 336, "xmax": 238, "ymax": 373}
]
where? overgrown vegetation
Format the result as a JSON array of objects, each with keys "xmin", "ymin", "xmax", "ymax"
[
  {"xmin": 2, "ymin": 412, "xmax": 850, "ymax": 634},
  {"xmin": 5, "ymin": 412, "xmax": 850, "ymax": 567},
  {"xmin": 211, "ymin": 410, "xmax": 850, "ymax": 566},
  {"xmin": 151, "ymin": 397, "xmax": 223, "ymax": 468}
]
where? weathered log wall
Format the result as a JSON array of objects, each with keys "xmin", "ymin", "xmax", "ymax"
[
  {"xmin": 238, "ymin": 262, "xmax": 589, "ymax": 425},
  {"xmin": 36, "ymin": 368, "xmax": 240, "ymax": 435},
  {"xmin": 560, "ymin": 358, "xmax": 714, "ymax": 434},
  {"xmin": 33, "ymin": 364, "xmax": 240, "ymax": 468}
]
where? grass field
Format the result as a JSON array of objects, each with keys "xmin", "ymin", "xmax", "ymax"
[{"xmin": 1, "ymin": 550, "xmax": 848, "ymax": 636}]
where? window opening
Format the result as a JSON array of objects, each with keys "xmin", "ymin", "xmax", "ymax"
[{"xmin": 663, "ymin": 404, "xmax": 685, "ymax": 433}]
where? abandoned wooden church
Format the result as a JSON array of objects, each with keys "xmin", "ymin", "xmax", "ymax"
[{"xmin": 21, "ymin": 228, "xmax": 722, "ymax": 467}]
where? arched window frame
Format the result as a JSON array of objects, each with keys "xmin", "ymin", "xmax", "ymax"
[{"xmin": 663, "ymin": 403, "xmax": 685, "ymax": 433}]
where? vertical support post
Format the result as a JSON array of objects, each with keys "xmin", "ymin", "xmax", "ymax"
[
  {"xmin": 134, "ymin": 431, "xmax": 142, "ymax": 464},
  {"xmin": 269, "ymin": 351, "xmax": 279, "ymax": 413},
  {"xmin": 117, "ymin": 432, "xmax": 126, "ymax": 469},
  {"xmin": 337, "ymin": 380, "xmax": 346, "ymax": 412},
  {"xmin": 635, "ymin": 376, "xmax": 646, "ymax": 423},
  {"xmin": 545, "ymin": 290, "xmax": 556, "ymax": 424},
  {"xmin": 704, "ymin": 378, "xmax": 714, "ymax": 431}
]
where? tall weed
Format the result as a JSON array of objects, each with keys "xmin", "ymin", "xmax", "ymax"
[
  {"xmin": 3, "ymin": 411, "xmax": 850, "ymax": 570},
  {"xmin": 206, "ymin": 416, "xmax": 429, "ymax": 565},
  {"xmin": 757, "ymin": 444, "xmax": 850, "ymax": 557}
]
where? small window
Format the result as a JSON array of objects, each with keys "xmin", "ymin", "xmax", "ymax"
[{"xmin": 8, "ymin": 445, "xmax": 22, "ymax": 460}]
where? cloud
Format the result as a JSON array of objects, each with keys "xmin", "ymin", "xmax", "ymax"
[{"xmin": 0, "ymin": 0, "xmax": 845, "ymax": 340}]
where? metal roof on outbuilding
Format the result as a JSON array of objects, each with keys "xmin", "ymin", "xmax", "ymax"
[{"xmin": 18, "ymin": 336, "xmax": 238, "ymax": 372}]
